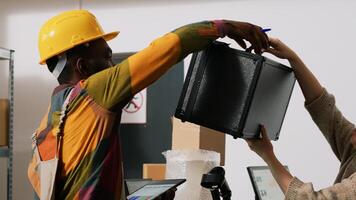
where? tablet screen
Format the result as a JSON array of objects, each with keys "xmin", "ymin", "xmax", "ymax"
[
  {"xmin": 127, "ymin": 179, "xmax": 185, "ymax": 200},
  {"xmin": 247, "ymin": 166, "xmax": 288, "ymax": 200}
]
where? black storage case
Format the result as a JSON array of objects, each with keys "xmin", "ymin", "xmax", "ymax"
[{"xmin": 175, "ymin": 42, "xmax": 296, "ymax": 140}]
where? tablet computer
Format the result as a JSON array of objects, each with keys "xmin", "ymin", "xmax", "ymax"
[
  {"xmin": 125, "ymin": 179, "xmax": 153, "ymax": 196},
  {"xmin": 247, "ymin": 166, "xmax": 288, "ymax": 200},
  {"xmin": 126, "ymin": 179, "xmax": 186, "ymax": 200}
]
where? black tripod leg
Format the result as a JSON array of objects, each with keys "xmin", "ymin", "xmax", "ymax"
[{"xmin": 211, "ymin": 190, "xmax": 220, "ymax": 200}]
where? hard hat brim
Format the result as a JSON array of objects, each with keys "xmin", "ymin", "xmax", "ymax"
[{"xmin": 39, "ymin": 31, "xmax": 119, "ymax": 65}]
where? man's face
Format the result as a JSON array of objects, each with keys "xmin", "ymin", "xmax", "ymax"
[{"xmin": 81, "ymin": 38, "xmax": 114, "ymax": 76}]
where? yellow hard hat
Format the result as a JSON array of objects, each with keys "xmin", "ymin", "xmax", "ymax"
[{"xmin": 38, "ymin": 10, "xmax": 119, "ymax": 64}]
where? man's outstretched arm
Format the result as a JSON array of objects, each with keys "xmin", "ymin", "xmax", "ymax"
[{"xmin": 84, "ymin": 20, "xmax": 269, "ymax": 110}]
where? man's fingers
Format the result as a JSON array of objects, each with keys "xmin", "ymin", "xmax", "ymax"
[
  {"xmin": 256, "ymin": 28, "xmax": 269, "ymax": 50},
  {"xmin": 233, "ymin": 37, "xmax": 247, "ymax": 49},
  {"xmin": 246, "ymin": 46, "xmax": 253, "ymax": 53},
  {"xmin": 261, "ymin": 34, "xmax": 270, "ymax": 50},
  {"xmin": 250, "ymin": 26, "xmax": 270, "ymax": 54},
  {"xmin": 250, "ymin": 36, "xmax": 262, "ymax": 54},
  {"xmin": 247, "ymin": 32, "xmax": 266, "ymax": 54}
]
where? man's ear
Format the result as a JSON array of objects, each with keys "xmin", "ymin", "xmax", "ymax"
[{"xmin": 75, "ymin": 57, "xmax": 90, "ymax": 78}]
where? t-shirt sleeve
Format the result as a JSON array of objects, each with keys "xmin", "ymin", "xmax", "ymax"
[{"xmin": 82, "ymin": 21, "xmax": 220, "ymax": 110}]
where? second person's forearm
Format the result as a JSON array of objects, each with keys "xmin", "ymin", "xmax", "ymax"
[
  {"xmin": 288, "ymin": 55, "xmax": 323, "ymax": 104},
  {"xmin": 264, "ymin": 154, "xmax": 293, "ymax": 194}
]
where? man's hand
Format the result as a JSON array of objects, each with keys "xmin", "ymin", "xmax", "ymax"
[
  {"xmin": 245, "ymin": 125, "xmax": 274, "ymax": 161},
  {"xmin": 223, "ymin": 20, "xmax": 269, "ymax": 54}
]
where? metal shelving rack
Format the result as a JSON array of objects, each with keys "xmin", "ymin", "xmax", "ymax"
[{"xmin": 0, "ymin": 47, "xmax": 14, "ymax": 200}]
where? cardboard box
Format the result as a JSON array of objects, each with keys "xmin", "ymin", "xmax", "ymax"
[
  {"xmin": 171, "ymin": 117, "xmax": 225, "ymax": 165},
  {"xmin": 143, "ymin": 163, "xmax": 166, "ymax": 180},
  {"xmin": 0, "ymin": 99, "xmax": 9, "ymax": 146}
]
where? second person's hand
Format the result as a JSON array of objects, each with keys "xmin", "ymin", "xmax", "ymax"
[
  {"xmin": 265, "ymin": 37, "xmax": 298, "ymax": 61},
  {"xmin": 245, "ymin": 125, "xmax": 275, "ymax": 161}
]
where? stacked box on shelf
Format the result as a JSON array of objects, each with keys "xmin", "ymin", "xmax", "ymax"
[{"xmin": 0, "ymin": 99, "xmax": 8, "ymax": 146}]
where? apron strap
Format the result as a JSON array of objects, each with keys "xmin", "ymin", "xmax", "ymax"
[{"xmin": 55, "ymin": 88, "xmax": 75, "ymax": 159}]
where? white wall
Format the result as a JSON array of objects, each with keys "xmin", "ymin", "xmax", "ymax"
[{"xmin": 0, "ymin": 0, "xmax": 355, "ymax": 199}]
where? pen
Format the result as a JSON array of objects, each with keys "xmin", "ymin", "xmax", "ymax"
[{"xmin": 262, "ymin": 28, "xmax": 272, "ymax": 33}]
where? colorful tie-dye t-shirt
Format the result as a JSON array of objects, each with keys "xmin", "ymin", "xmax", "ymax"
[{"xmin": 28, "ymin": 21, "xmax": 221, "ymax": 200}]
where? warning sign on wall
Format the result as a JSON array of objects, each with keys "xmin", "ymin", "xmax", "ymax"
[{"xmin": 121, "ymin": 89, "xmax": 147, "ymax": 124}]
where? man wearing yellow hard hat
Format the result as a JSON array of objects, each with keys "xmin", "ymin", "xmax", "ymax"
[{"xmin": 28, "ymin": 9, "xmax": 269, "ymax": 200}]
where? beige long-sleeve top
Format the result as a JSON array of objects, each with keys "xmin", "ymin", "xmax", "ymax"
[{"xmin": 285, "ymin": 89, "xmax": 356, "ymax": 200}]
